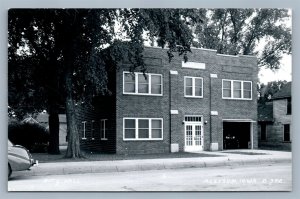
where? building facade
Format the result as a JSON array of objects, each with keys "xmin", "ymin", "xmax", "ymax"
[
  {"xmin": 79, "ymin": 47, "xmax": 258, "ymax": 154},
  {"xmin": 258, "ymin": 82, "xmax": 292, "ymax": 151}
]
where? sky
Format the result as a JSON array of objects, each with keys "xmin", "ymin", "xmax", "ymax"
[
  {"xmin": 258, "ymin": 54, "xmax": 292, "ymax": 84},
  {"xmin": 258, "ymin": 9, "xmax": 292, "ymax": 84}
]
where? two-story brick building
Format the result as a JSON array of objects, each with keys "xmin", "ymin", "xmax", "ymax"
[
  {"xmin": 258, "ymin": 82, "xmax": 292, "ymax": 151},
  {"xmin": 78, "ymin": 46, "xmax": 258, "ymax": 154}
]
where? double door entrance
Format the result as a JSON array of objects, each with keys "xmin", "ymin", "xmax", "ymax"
[{"xmin": 184, "ymin": 116, "xmax": 204, "ymax": 152}]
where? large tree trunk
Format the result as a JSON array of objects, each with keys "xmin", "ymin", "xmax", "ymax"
[
  {"xmin": 62, "ymin": 10, "xmax": 85, "ymax": 158},
  {"xmin": 65, "ymin": 70, "xmax": 83, "ymax": 158},
  {"xmin": 63, "ymin": 34, "xmax": 83, "ymax": 158}
]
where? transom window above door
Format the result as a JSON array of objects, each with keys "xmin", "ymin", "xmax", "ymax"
[
  {"xmin": 123, "ymin": 71, "xmax": 163, "ymax": 96},
  {"xmin": 185, "ymin": 116, "xmax": 202, "ymax": 122},
  {"xmin": 184, "ymin": 76, "xmax": 203, "ymax": 98}
]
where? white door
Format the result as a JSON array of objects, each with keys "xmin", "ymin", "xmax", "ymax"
[{"xmin": 184, "ymin": 123, "xmax": 203, "ymax": 152}]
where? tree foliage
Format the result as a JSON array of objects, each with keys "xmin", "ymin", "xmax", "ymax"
[
  {"xmin": 8, "ymin": 9, "xmax": 204, "ymax": 158},
  {"xmin": 194, "ymin": 8, "xmax": 291, "ymax": 70},
  {"xmin": 258, "ymin": 80, "xmax": 288, "ymax": 104}
]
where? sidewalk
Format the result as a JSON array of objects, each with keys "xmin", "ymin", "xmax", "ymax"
[{"xmin": 14, "ymin": 149, "xmax": 291, "ymax": 177}]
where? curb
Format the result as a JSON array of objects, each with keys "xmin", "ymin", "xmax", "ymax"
[{"xmin": 13, "ymin": 157, "xmax": 291, "ymax": 178}]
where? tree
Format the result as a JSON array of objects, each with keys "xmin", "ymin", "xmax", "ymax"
[
  {"xmin": 8, "ymin": 10, "xmax": 67, "ymax": 154},
  {"xmin": 194, "ymin": 9, "xmax": 291, "ymax": 70},
  {"xmin": 258, "ymin": 80, "xmax": 288, "ymax": 104},
  {"xmin": 8, "ymin": 9, "xmax": 204, "ymax": 158}
]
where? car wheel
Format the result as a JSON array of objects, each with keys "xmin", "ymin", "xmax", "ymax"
[{"xmin": 8, "ymin": 163, "xmax": 12, "ymax": 179}]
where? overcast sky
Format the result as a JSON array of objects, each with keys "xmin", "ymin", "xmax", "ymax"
[
  {"xmin": 258, "ymin": 54, "xmax": 292, "ymax": 84},
  {"xmin": 258, "ymin": 9, "xmax": 292, "ymax": 84}
]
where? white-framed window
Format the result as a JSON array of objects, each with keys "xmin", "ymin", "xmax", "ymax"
[
  {"xmin": 184, "ymin": 76, "xmax": 203, "ymax": 98},
  {"xmin": 222, "ymin": 79, "xmax": 252, "ymax": 100},
  {"xmin": 81, "ymin": 121, "xmax": 87, "ymax": 140},
  {"xmin": 91, "ymin": 120, "xmax": 95, "ymax": 140},
  {"xmin": 100, "ymin": 119, "xmax": 108, "ymax": 140},
  {"xmin": 185, "ymin": 115, "xmax": 202, "ymax": 123},
  {"xmin": 123, "ymin": 118, "xmax": 163, "ymax": 140},
  {"xmin": 123, "ymin": 71, "xmax": 163, "ymax": 96}
]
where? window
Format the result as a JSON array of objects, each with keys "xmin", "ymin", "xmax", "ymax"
[
  {"xmin": 283, "ymin": 124, "xmax": 290, "ymax": 142},
  {"xmin": 91, "ymin": 120, "xmax": 95, "ymax": 140},
  {"xmin": 222, "ymin": 80, "xmax": 231, "ymax": 98},
  {"xmin": 100, "ymin": 119, "xmax": 108, "ymax": 140},
  {"xmin": 287, "ymin": 98, "xmax": 292, "ymax": 115},
  {"xmin": 123, "ymin": 72, "xmax": 163, "ymax": 95},
  {"xmin": 81, "ymin": 121, "xmax": 87, "ymax": 140},
  {"xmin": 184, "ymin": 76, "xmax": 203, "ymax": 98},
  {"xmin": 123, "ymin": 118, "xmax": 163, "ymax": 140},
  {"xmin": 260, "ymin": 123, "xmax": 267, "ymax": 141},
  {"xmin": 222, "ymin": 79, "xmax": 252, "ymax": 100},
  {"xmin": 185, "ymin": 116, "xmax": 202, "ymax": 122}
]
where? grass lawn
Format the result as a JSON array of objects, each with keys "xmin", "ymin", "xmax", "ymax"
[{"xmin": 32, "ymin": 150, "xmax": 223, "ymax": 163}]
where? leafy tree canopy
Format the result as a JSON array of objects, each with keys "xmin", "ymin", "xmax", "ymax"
[
  {"xmin": 258, "ymin": 80, "xmax": 288, "ymax": 104},
  {"xmin": 193, "ymin": 8, "xmax": 291, "ymax": 70}
]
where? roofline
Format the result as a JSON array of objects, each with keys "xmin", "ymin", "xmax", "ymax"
[
  {"xmin": 272, "ymin": 96, "xmax": 292, "ymax": 100},
  {"xmin": 144, "ymin": 45, "xmax": 256, "ymax": 58}
]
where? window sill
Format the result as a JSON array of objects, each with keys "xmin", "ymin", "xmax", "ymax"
[
  {"xmin": 123, "ymin": 93, "xmax": 163, "ymax": 97},
  {"xmin": 184, "ymin": 96, "xmax": 203, "ymax": 99},
  {"xmin": 81, "ymin": 138, "xmax": 87, "ymax": 140},
  {"xmin": 123, "ymin": 139, "xmax": 163, "ymax": 141},
  {"xmin": 222, "ymin": 97, "xmax": 252, "ymax": 101},
  {"xmin": 282, "ymin": 141, "xmax": 292, "ymax": 143},
  {"xmin": 101, "ymin": 138, "xmax": 108, "ymax": 141}
]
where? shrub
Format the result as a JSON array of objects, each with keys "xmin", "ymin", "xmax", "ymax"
[{"xmin": 8, "ymin": 121, "xmax": 49, "ymax": 153}]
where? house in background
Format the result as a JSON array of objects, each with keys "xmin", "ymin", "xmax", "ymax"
[
  {"xmin": 36, "ymin": 113, "xmax": 68, "ymax": 148},
  {"xmin": 258, "ymin": 82, "xmax": 292, "ymax": 151},
  {"xmin": 76, "ymin": 46, "xmax": 258, "ymax": 154}
]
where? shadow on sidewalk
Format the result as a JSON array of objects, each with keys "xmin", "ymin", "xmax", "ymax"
[{"xmin": 32, "ymin": 149, "xmax": 224, "ymax": 163}]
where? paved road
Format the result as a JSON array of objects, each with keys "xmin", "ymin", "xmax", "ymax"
[{"xmin": 8, "ymin": 163, "xmax": 291, "ymax": 191}]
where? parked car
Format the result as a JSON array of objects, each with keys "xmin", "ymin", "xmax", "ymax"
[
  {"xmin": 224, "ymin": 134, "xmax": 240, "ymax": 149},
  {"xmin": 8, "ymin": 140, "xmax": 38, "ymax": 178}
]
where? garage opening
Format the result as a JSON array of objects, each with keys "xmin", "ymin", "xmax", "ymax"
[{"xmin": 223, "ymin": 122, "xmax": 251, "ymax": 150}]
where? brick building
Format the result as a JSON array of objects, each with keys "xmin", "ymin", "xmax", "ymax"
[
  {"xmin": 78, "ymin": 46, "xmax": 258, "ymax": 154},
  {"xmin": 258, "ymin": 82, "xmax": 292, "ymax": 151}
]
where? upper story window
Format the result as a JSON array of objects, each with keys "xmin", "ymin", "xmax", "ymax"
[
  {"xmin": 123, "ymin": 118, "xmax": 163, "ymax": 140},
  {"xmin": 222, "ymin": 79, "xmax": 252, "ymax": 100},
  {"xmin": 287, "ymin": 98, "xmax": 292, "ymax": 115},
  {"xmin": 184, "ymin": 76, "xmax": 203, "ymax": 98},
  {"xmin": 123, "ymin": 72, "xmax": 163, "ymax": 96}
]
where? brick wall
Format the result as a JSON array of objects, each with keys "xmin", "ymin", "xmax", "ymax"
[
  {"xmin": 75, "ymin": 104, "xmax": 101, "ymax": 151},
  {"xmin": 74, "ymin": 62, "xmax": 117, "ymax": 153},
  {"xmin": 116, "ymin": 47, "xmax": 258, "ymax": 154}
]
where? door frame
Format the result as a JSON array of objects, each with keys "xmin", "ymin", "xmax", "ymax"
[
  {"xmin": 222, "ymin": 119, "xmax": 255, "ymax": 150},
  {"xmin": 184, "ymin": 115, "xmax": 204, "ymax": 152}
]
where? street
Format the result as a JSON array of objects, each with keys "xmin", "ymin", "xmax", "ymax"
[{"xmin": 8, "ymin": 163, "xmax": 291, "ymax": 191}]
